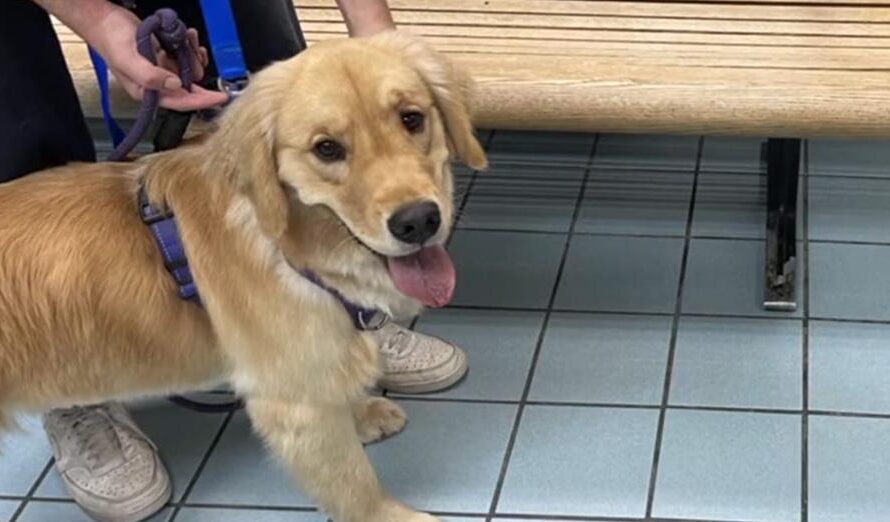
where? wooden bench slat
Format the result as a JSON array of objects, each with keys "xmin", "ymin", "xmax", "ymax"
[
  {"xmin": 56, "ymin": 1, "xmax": 890, "ymax": 136},
  {"xmin": 303, "ymin": 28, "xmax": 890, "ymax": 49},
  {"xmin": 305, "ymin": 30, "xmax": 890, "ymax": 70},
  {"xmin": 299, "ymin": 0, "xmax": 890, "ymax": 23},
  {"xmin": 304, "ymin": 22, "xmax": 890, "ymax": 48},
  {"xmin": 300, "ymin": 8, "xmax": 890, "ymax": 38}
]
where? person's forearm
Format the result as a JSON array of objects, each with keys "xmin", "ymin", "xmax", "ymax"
[
  {"xmin": 31, "ymin": 0, "xmax": 121, "ymax": 48},
  {"xmin": 335, "ymin": 0, "xmax": 395, "ymax": 37}
]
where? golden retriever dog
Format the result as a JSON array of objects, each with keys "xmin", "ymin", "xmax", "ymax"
[{"xmin": 0, "ymin": 31, "xmax": 486, "ymax": 522}]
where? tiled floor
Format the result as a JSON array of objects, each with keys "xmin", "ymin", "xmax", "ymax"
[{"xmin": 4, "ymin": 131, "xmax": 890, "ymax": 522}]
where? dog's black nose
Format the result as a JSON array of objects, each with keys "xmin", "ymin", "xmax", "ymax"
[{"xmin": 387, "ymin": 201, "xmax": 441, "ymax": 245}]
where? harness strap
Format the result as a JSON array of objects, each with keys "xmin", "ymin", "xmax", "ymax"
[
  {"xmin": 136, "ymin": 186, "xmax": 383, "ymax": 329},
  {"xmin": 138, "ymin": 188, "xmax": 199, "ymax": 302}
]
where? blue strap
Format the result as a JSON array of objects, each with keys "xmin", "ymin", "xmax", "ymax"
[
  {"xmin": 197, "ymin": 0, "xmax": 248, "ymax": 82},
  {"xmin": 88, "ymin": 47, "xmax": 126, "ymax": 148}
]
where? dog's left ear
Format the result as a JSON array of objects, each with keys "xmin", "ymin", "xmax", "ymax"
[
  {"xmin": 371, "ymin": 32, "xmax": 488, "ymax": 170},
  {"xmin": 211, "ymin": 73, "xmax": 290, "ymax": 239}
]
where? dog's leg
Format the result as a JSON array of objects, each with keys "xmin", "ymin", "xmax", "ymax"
[
  {"xmin": 246, "ymin": 397, "xmax": 437, "ymax": 522},
  {"xmin": 352, "ymin": 396, "xmax": 407, "ymax": 444}
]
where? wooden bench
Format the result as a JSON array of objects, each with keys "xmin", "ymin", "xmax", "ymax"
[{"xmin": 57, "ymin": 0, "xmax": 890, "ymax": 310}]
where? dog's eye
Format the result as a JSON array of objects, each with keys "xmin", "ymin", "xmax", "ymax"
[
  {"xmin": 400, "ymin": 111, "xmax": 425, "ymax": 134},
  {"xmin": 313, "ymin": 140, "xmax": 346, "ymax": 162}
]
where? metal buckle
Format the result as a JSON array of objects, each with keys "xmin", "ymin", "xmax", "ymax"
[
  {"xmin": 138, "ymin": 188, "xmax": 170, "ymax": 225},
  {"xmin": 217, "ymin": 76, "xmax": 250, "ymax": 99}
]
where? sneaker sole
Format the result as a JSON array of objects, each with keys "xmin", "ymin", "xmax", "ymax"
[{"xmin": 381, "ymin": 348, "xmax": 469, "ymax": 394}]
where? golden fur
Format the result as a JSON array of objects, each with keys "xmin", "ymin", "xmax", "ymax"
[{"xmin": 0, "ymin": 32, "xmax": 487, "ymax": 522}]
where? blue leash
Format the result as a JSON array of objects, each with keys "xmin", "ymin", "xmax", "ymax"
[
  {"xmin": 198, "ymin": 0, "xmax": 249, "ymax": 95},
  {"xmin": 88, "ymin": 49, "xmax": 126, "ymax": 148}
]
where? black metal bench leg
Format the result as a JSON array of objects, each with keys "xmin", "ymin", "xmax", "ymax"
[{"xmin": 764, "ymin": 138, "xmax": 802, "ymax": 311}]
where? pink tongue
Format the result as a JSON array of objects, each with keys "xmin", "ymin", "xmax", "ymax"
[{"xmin": 387, "ymin": 245, "xmax": 456, "ymax": 308}]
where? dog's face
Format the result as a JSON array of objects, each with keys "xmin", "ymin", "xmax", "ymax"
[
  {"xmin": 275, "ymin": 38, "xmax": 470, "ymax": 256},
  {"xmin": 220, "ymin": 33, "xmax": 487, "ymax": 309}
]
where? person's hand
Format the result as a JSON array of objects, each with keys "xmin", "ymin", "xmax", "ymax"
[{"xmin": 86, "ymin": 7, "xmax": 228, "ymax": 111}]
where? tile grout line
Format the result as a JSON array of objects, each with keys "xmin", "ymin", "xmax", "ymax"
[
  {"xmin": 387, "ymin": 393, "xmax": 890, "ymax": 420},
  {"xmin": 443, "ymin": 301, "xmax": 890, "ymax": 326},
  {"xmin": 14, "ymin": 497, "xmax": 773, "ymax": 522},
  {"xmin": 490, "ymin": 514, "xmax": 772, "ymax": 522},
  {"xmin": 167, "ymin": 410, "xmax": 236, "ymax": 521},
  {"xmin": 806, "ymin": 172, "xmax": 890, "ymax": 181},
  {"xmin": 396, "ymin": 396, "xmax": 796, "ymax": 413},
  {"xmin": 808, "ymin": 238, "xmax": 890, "ymax": 247},
  {"xmin": 176, "ymin": 502, "xmax": 317, "ymax": 513},
  {"xmin": 450, "ymin": 228, "xmax": 890, "ymax": 249},
  {"xmin": 484, "ymin": 134, "xmax": 601, "ymax": 522},
  {"xmin": 800, "ymin": 139, "xmax": 811, "ymax": 522},
  {"xmin": 644, "ymin": 136, "xmax": 705, "ymax": 518},
  {"xmin": 443, "ymin": 303, "xmax": 785, "ymax": 319},
  {"xmin": 8, "ymin": 458, "xmax": 55, "ymax": 522},
  {"xmin": 452, "ymin": 130, "xmax": 498, "ymax": 232},
  {"xmin": 449, "ymin": 228, "xmax": 890, "ymax": 248}
]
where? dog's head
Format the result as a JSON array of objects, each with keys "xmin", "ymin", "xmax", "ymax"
[{"xmin": 213, "ymin": 32, "xmax": 487, "ymax": 310}]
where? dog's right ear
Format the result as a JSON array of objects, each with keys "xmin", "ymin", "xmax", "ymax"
[
  {"xmin": 369, "ymin": 31, "xmax": 488, "ymax": 170},
  {"xmin": 210, "ymin": 76, "xmax": 289, "ymax": 240}
]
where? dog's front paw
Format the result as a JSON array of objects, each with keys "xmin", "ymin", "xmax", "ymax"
[
  {"xmin": 353, "ymin": 397, "xmax": 407, "ymax": 443},
  {"xmin": 369, "ymin": 500, "xmax": 439, "ymax": 522}
]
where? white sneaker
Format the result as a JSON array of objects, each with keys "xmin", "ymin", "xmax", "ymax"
[
  {"xmin": 42, "ymin": 403, "xmax": 171, "ymax": 522},
  {"xmin": 374, "ymin": 321, "xmax": 468, "ymax": 394}
]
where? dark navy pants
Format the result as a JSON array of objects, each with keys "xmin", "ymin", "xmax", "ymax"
[{"xmin": 0, "ymin": 0, "xmax": 306, "ymax": 182}]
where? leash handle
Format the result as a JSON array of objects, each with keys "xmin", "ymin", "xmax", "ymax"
[
  {"xmin": 90, "ymin": 8, "xmax": 198, "ymax": 162},
  {"xmin": 143, "ymin": 8, "xmax": 194, "ymax": 91}
]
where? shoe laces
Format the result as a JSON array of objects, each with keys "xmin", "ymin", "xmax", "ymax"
[
  {"xmin": 379, "ymin": 326, "xmax": 415, "ymax": 359},
  {"xmin": 55, "ymin": 406, "xmax": 124, "ymax": 470}
]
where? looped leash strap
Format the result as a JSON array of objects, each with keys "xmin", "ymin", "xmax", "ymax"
[
  {"xmin": 197, "ymin": 0, "xmax": 249, "ymax": 97},
  {"xmin": 89, "ymin": 8, "xmax": 197, "ymax": 161}
]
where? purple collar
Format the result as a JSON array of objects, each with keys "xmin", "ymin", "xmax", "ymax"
[
  {"xmin": 296, "ymin": 270, "xmax": 384, "ymax": 330},
  {"xmin": 137, "ymin": 186, "xmax": 383, "ymax": 330}
]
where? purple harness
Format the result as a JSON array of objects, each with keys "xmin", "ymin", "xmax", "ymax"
[
  {"xmin": 137, "ymin": 186, "xmax": 383, "ymax": 330},
  {"xmin": 117, "ymin": 9, "xmax": 382, "ymax": 331},
  {"xmin": 138, "ymin": 187, "xmax": 199, "ymax": 302},
  {"xmin": 100, "ymin": 8, "xmax": 380, "ymax": 416}
]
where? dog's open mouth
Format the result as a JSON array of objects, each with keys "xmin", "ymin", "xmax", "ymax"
[
  {"xmin": 334, "ymin": 218, "xmax": 456, "ymax": 308},
  {"xmin": 386, "ymin": 245, "xmax": 455, "ymax": 308}
]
